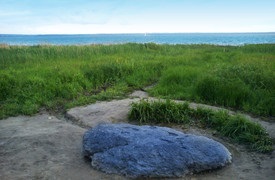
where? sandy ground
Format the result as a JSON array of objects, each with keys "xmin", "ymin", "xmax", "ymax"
[{"xmin": 0, "ymin": 90, "xmax": 274, "ymax": 180}]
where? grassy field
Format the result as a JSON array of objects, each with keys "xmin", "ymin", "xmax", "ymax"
[{"xmin": 0, "ymin": 43, "xmax": 274, "ymax": 119}]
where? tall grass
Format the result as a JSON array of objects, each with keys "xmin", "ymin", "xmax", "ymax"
[
  {"xmin": 0, "ymin": 44, "xmax": 164, "ymax": 118},
  {"xmin": 129, "ymin": 100, "xmax": 273, "ymax": 153},
  {"xmin": 149, "ymin": 44, "xmax": 275, "ymax": 117},
  {"xmin": 0, "ymin": 44, "xmax": 274, "ymax": 119}
]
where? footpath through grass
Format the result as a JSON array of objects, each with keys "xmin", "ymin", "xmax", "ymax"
[
  {"xmin": 129, "ymin": 100, "xmax": 273, "ymax": 153},
  {"xmin": 0, "ymin": 43, "xmax": 274, "ymax": 119}
]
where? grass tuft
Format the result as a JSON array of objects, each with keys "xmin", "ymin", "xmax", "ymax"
[{"xmin": 129, "ymin": 100, "xmax": 273, "ymax": 153}]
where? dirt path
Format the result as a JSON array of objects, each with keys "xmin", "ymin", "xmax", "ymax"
[{"xmin": 0, "ymin": 90, "xmax": 274, "ymax": 180}]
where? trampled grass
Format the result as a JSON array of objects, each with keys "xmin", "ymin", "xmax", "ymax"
[
  {"xmin": 128, "ymin": 100, "xmax": 273, "ymax": 153},
  {"xmin": 0, "ymin": 43, "xmax": 274, "ymax": 119}
]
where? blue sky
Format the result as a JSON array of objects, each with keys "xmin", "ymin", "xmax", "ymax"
[{"xmin": 0, "ymin": 0, "xmax": 274, "ymax": 34}]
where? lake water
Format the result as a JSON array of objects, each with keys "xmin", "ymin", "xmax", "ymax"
[{"xmin": 0, "ymin": 33, "xmax": 275, "ymax": 46}]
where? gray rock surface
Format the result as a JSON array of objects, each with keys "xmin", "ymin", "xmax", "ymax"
[
  {"xmin": 83, "ymin": 123, "xmax": 232, "ymax": 178},
  {"xmin": 66, "ymin": 99, "xmax": 140, "ymax": 128}
]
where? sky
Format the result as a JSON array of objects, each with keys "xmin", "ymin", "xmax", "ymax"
[{"xmin": 0, "ymin": 0, "xmax": 274, "ymax": 34}]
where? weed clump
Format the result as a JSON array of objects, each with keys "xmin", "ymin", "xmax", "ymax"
[{"xmin": 129, "ymin": 100, "xmax": 273, "ymax": 153}]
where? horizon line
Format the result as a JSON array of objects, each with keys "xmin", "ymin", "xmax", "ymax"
[{"xmin": 1, "ymin": 32, "xmax": 275, "ymax": 36}]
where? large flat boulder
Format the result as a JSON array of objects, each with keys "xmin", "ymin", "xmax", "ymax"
[
  {"xmin": 83, "ymin": 123, "xmax": 232, "ymax": 178},
  {"xmin": 66, "ymin": 99, "xmax": 140, "ymax": 127}
]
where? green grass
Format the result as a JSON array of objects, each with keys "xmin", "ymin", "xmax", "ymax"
[
  {"xmin": 128, "ymin": 100, "xmax": 273, "ymax": 153},
  {"xmin": 0, "ymin": 43, "xmax": 274, "ymax": 119},
  {"xmin": 149, "ymin": 45, "xmax": 275, "ymax": 116}
]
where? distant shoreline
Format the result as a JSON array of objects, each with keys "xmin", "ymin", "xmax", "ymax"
[
  {"xmin": 1, "ymin": 32, "xmax": 275, "ymax": 35},
  {"xmin": 1, "ymin": 33, "xmax": 275, "ymax": 46},
  {"xmin": 1, "ymin": 42, "xmax": 275, "ymax": 47}
]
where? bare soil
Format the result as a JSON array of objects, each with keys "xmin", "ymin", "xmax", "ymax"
[{"xmin": 0, "ymin": 90, "xmax": 274, "ymax": 180}]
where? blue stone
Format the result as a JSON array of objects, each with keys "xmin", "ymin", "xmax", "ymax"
[{"xmin": 83, "ymin": 123, "xmax": 231, "ymax": 178}]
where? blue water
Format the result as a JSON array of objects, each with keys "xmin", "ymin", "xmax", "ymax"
[{"xmin": 0, "ymin": 33, "xmax": 275, "ymax": 46}]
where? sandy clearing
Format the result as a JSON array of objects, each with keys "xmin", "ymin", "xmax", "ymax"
[{"xmin": 0, "ymin": 90, "xmax": 274, "ymax": 180}]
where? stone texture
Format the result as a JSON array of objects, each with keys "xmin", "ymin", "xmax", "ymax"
[
  {"xmin": 66, "ymin": 99, "xmax": 140, "ymax": 128},
  {"xmin": 83, "ymin": 123, "xmax": 232, "ymax": 178}
]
